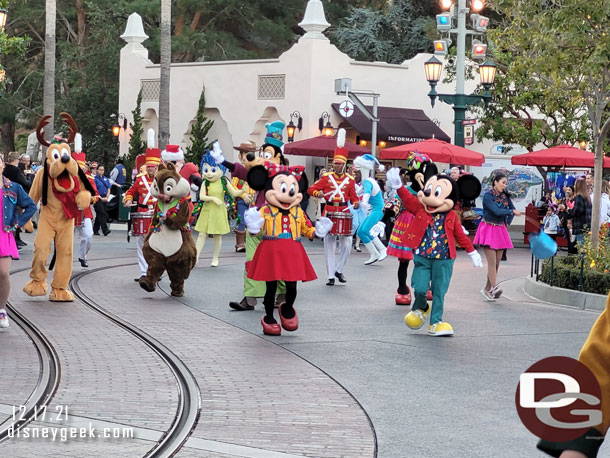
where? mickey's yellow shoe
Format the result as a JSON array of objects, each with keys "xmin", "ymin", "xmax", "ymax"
[
  {"xmin": 427, "ymin": 322, "xmax": 454, "ymax": 337},
  {"xmin": 404, "ymin": 307, "xmax": 431, "ymax": 330}
]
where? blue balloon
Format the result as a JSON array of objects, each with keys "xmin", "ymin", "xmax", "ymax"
[{"xmin": 529, "ymin": 231, "xmax": 558, "ymax": 259}]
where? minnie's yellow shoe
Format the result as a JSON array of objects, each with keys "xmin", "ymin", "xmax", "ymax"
[
  {"xmin": 404, "ymin": 307, "xmax": 431, "ymax": 330},
  {"xmin": 427, "ymin": 322, "xmax": 454, "ymax": 337}
]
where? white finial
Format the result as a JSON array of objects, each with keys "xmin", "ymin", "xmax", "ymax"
[
  {"xmin": 299, "ymin": 0, "xmax": 330, "ymax": 40},
  {"xmin": 121, "ymin": 13, "xmax": 149, "ymax": 46}
]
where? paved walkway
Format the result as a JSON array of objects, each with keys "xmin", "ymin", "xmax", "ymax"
[{"xmin": 0, "ymin": 228, "xmax": 602, "ymax": 457}]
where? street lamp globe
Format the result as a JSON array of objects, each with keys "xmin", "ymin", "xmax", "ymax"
[
  {"xmin": 478, "ymin": 60, "xmax": 497, "ymax": 86},
  {"xmin": 440, "ymin": 0, "xmax": 453, "ymax": 9},
  {"xmin": 0, "ymin": 9, "xmax": 7, "ymax": 30},
  {"xmin": 286, "ymin": 121, "xmax": 296, "ymax": 143},
  {"xmin": 112, "ymin": 125, "xmax": 121, "ymax": 137},
  {"xmin": 471, "ymin": 0, "xmax": 484, "ymax": 12},
  {"xmin": 424, "ymin": 56, "xmax": 443, "ymax": 84}
]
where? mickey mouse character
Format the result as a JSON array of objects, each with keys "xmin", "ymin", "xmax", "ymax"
[
  {"xmin": 386, "ymin": 152, "xmax": 434, "ymax": 306},
  {"xmin": 244, "ymin": 162, "xmax": 333, "ymax": 336},
  {"xmin": 386, "ymin": 166, "xmax": 483, "ymax": 336}
]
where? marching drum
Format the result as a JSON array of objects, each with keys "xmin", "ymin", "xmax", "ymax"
[
  {"xmin": 131, "ymin": 211, "xmax": 154, "ymax": 236},
  {"xmin": 327, "ymin": 212, "xmax": 353, "ymax": 236}
]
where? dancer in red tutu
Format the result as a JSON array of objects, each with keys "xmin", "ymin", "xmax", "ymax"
[
  {"xmin": 473, "ymin": 172, "xmax": 521, "ymax": 301},
  {"xmin": 244, "ymin": 162, "xmax": 333, "ymax": 336}
]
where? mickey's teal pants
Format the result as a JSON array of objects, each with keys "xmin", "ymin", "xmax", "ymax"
[{"xmin": 411, "ymin": 255, "xmax": 454, "ymax": 325}]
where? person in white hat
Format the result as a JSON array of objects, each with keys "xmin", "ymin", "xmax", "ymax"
[{"xmin": 162, "ymin": 144, "xmax": 185, "ymax": 173}]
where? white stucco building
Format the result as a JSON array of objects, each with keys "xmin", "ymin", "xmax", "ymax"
[{"xmin": 118, "ymin": 0, "xmax": 522, "ymax": 179}]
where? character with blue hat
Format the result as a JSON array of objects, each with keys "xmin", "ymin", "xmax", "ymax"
[{"xmin": 353, "ymin": 154, "xmax": 387, "ymax": 265}]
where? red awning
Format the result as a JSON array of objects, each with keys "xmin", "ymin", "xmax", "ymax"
[
  {"xmin": 284, "ymin": 135, "xmax": 370, "ymax": 158},
  {"xmin": 380, "ymin": 138, "xmax": 485, "ymax": 166},
  {"xmin": 511, "ymin": 145, "xmax": 610, "ymax": 168}
]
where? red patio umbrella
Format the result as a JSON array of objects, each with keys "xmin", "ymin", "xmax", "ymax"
[
  {"xmin": 379, "ymin": 138, "xmax": 485, "ymax": 166},
  {"xmin": 284, "ymin": 135, "xmax": 370, "ymax": 158},
  {"xmin": 511, "ymin": 144, "xmax": 610, "ymax": 168}
]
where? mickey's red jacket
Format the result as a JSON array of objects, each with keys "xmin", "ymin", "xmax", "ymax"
[{"xmin": 396, "ymin": 187, "xmax": 475, "ymax": 259}]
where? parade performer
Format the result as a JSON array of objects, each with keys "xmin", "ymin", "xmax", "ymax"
[
  {"xmin": 232, "ymin": 142, "xmax": 258, "ymax": 252},
  {"xmin": 0, "ymin": 155, "xmax": 37, "ymax": 328},
  {"xmin": 353, "ymin": 154, "xmax": 387, "ymax": 265},
  {"xmin": 161, "ymin": 144, "xmax": 185, "ymax": 173},
  {"xmin": 23, "ymin": 114, "xmax": 95, "ymax": 301},
  {"xmin": 474, "ymin": 172, "xmax": 521, "ymax": 301},
  {"xmin": 308, "ymin": 129, "xmax": 359, "ymax": 285},
  {"xmin": 194, "ymin": 151, "xmax": 244, "ymax": 267},
  {"xmin": 387, "ymin": 153, "xmax": 431, "ymax": 305},
  {"xmin": 139, "ymin": 163, "xmax": 197, "ymax": 297},
  {"xmin": 210, "ymin": 122, "xmax": 291, "ymax": 311},
  {"xmin": 244, "ymin": 162, "xmax": 333, "ymax": 335},
  {"xmin": 386, "ymin": 166, "xmax": 483, "ymax": 336},
  {"xmin": 123, "ymin": 130, "xmax": 161, "ymax": 281},
  {"xmin": 72, "ymin": 134, "xmax": 99, "ymax": 268}
]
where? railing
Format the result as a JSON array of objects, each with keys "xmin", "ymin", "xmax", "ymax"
[{"xmin": 531, "ymin": 252, "xmax": 585, "ymax": 291}]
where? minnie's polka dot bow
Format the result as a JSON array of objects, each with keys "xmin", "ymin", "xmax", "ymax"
[{"xmin": 264, "ymin": 162, "xmax": 305, "ymax": 181}]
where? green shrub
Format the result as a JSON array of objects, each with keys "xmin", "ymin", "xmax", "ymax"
[{"xmin": 540, "ymin": 256, "xmax": 610, "ymax": 296}]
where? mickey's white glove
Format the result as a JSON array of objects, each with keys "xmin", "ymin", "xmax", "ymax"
[
  {"xmin": 386, "ymin": 167, "xmax": 403, "ymax": 191},
  {"xmin": 190, "ymin": 183, "xmax": 199, "ymax": 192},
  {"xmin": 370, "ymin": 221, "xmax": 386, "ymax": 238},
  {"xmin": 244, "ymin": 207, "xmax": 264, "ymax": 234},
  {"xmin": 462, "ymin": 225, "xmax": 469, "ymax": 235},
  {"xmin": 314, "ymin": 217, "xmax": 334, "ymax": 238},
  {"xmin": 210, "ymin": 141, "xmax": 226, "ymax": 165},
  {"xmin": 468, "ymin": 250, "xmax": 483, "ymax": 268}
]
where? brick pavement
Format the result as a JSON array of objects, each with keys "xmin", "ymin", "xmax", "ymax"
[
  {"xmin": 2, "ymin": 268, "xmax": 180, "ymax": 455},
  {"xmin": 79, "ymin": 263, "xmax": 376, "ymax": 457},
  {"xmin": 0, "ymin": 305, "xmax": 40, "ymax": 430}
]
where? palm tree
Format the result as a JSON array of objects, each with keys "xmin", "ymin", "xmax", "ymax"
[
  {"xmin": 43, "ymin": 0, "xmax": 56, "ymax": 149},
  {"xmin": 158, "ymin": 0, "xmax": 171, "ymax": 150}
]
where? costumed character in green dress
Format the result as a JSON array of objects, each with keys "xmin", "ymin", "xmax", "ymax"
[{"xmin": 194, "ymin": 151, "xmax": 244, "ymax": 267}]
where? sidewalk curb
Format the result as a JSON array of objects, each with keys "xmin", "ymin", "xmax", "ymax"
[{"xmin": 524, "ymin": 276, "xmax": 607, "ymax": 312}]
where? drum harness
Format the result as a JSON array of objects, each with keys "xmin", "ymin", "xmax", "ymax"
[{"xmin": 325, "ymin": 174, "xmax": 350, "ymax": 210}]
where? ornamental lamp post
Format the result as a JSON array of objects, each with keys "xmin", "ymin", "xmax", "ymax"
[{"xmin": 425, "ymin": 0, "xmax": 496, "ymax": 147}]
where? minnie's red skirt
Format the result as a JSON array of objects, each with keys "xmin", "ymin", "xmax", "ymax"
[{"xmin": 247, "ymin": 238, "xmax": 317, "ymax": 282}]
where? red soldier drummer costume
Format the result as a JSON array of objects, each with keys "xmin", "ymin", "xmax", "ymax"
[
  {"xmin": 307, "ymin": 129, "xmax": 359, "ymax": 285},
  {"xmin": 123, "ymin": 129, "xmax": 161, "ymax": 281},
  {"xmin": 72, "ymin": 134, "xmax": 99, "ymax": 268}
]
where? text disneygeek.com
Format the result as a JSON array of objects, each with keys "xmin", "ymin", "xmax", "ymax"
[
  {"xmin": 9, "ymin": 405, "xmax": 133, "ymax": 441},
  {"xmin": 8, "ymin": 424, "xmax": 134, "ymax": 442}
]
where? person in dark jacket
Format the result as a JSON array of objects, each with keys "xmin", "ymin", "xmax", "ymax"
[
  {"xmin": 2, "ymin": 152, "xmax": 32, "ymax": 248},
  {"xmin": 93, "ymin": 165, "xmax": 112, "ymax": 236},
  {"xmin": 569, "ymin": 177, "xmax": 592, "ymax": 246}
]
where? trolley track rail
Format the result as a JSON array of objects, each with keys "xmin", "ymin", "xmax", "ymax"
[
  {"xmin": 70, "ymin": 264, "xmax": 201, "ymax": 458},
  {"xmin": 0, "ymin": 267, "xmax": 61, "ymax": 444}
]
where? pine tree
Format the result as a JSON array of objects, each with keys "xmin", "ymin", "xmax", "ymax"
[
  {"xmin": 125, "ymin": 89, "xmax": 146, "ymax": 182},
  {"xmin": 185, "ymin": 86, "xmax": 214, "ymax": 165}
]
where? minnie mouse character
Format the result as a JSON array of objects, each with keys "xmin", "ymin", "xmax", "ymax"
[
  {"xmin": 386, "ymin": 166, "xmax": 483, "ymax": 336},
  {"xmin": 244, "ymin": 163, "xmax": 333, "ymax": 336}
]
